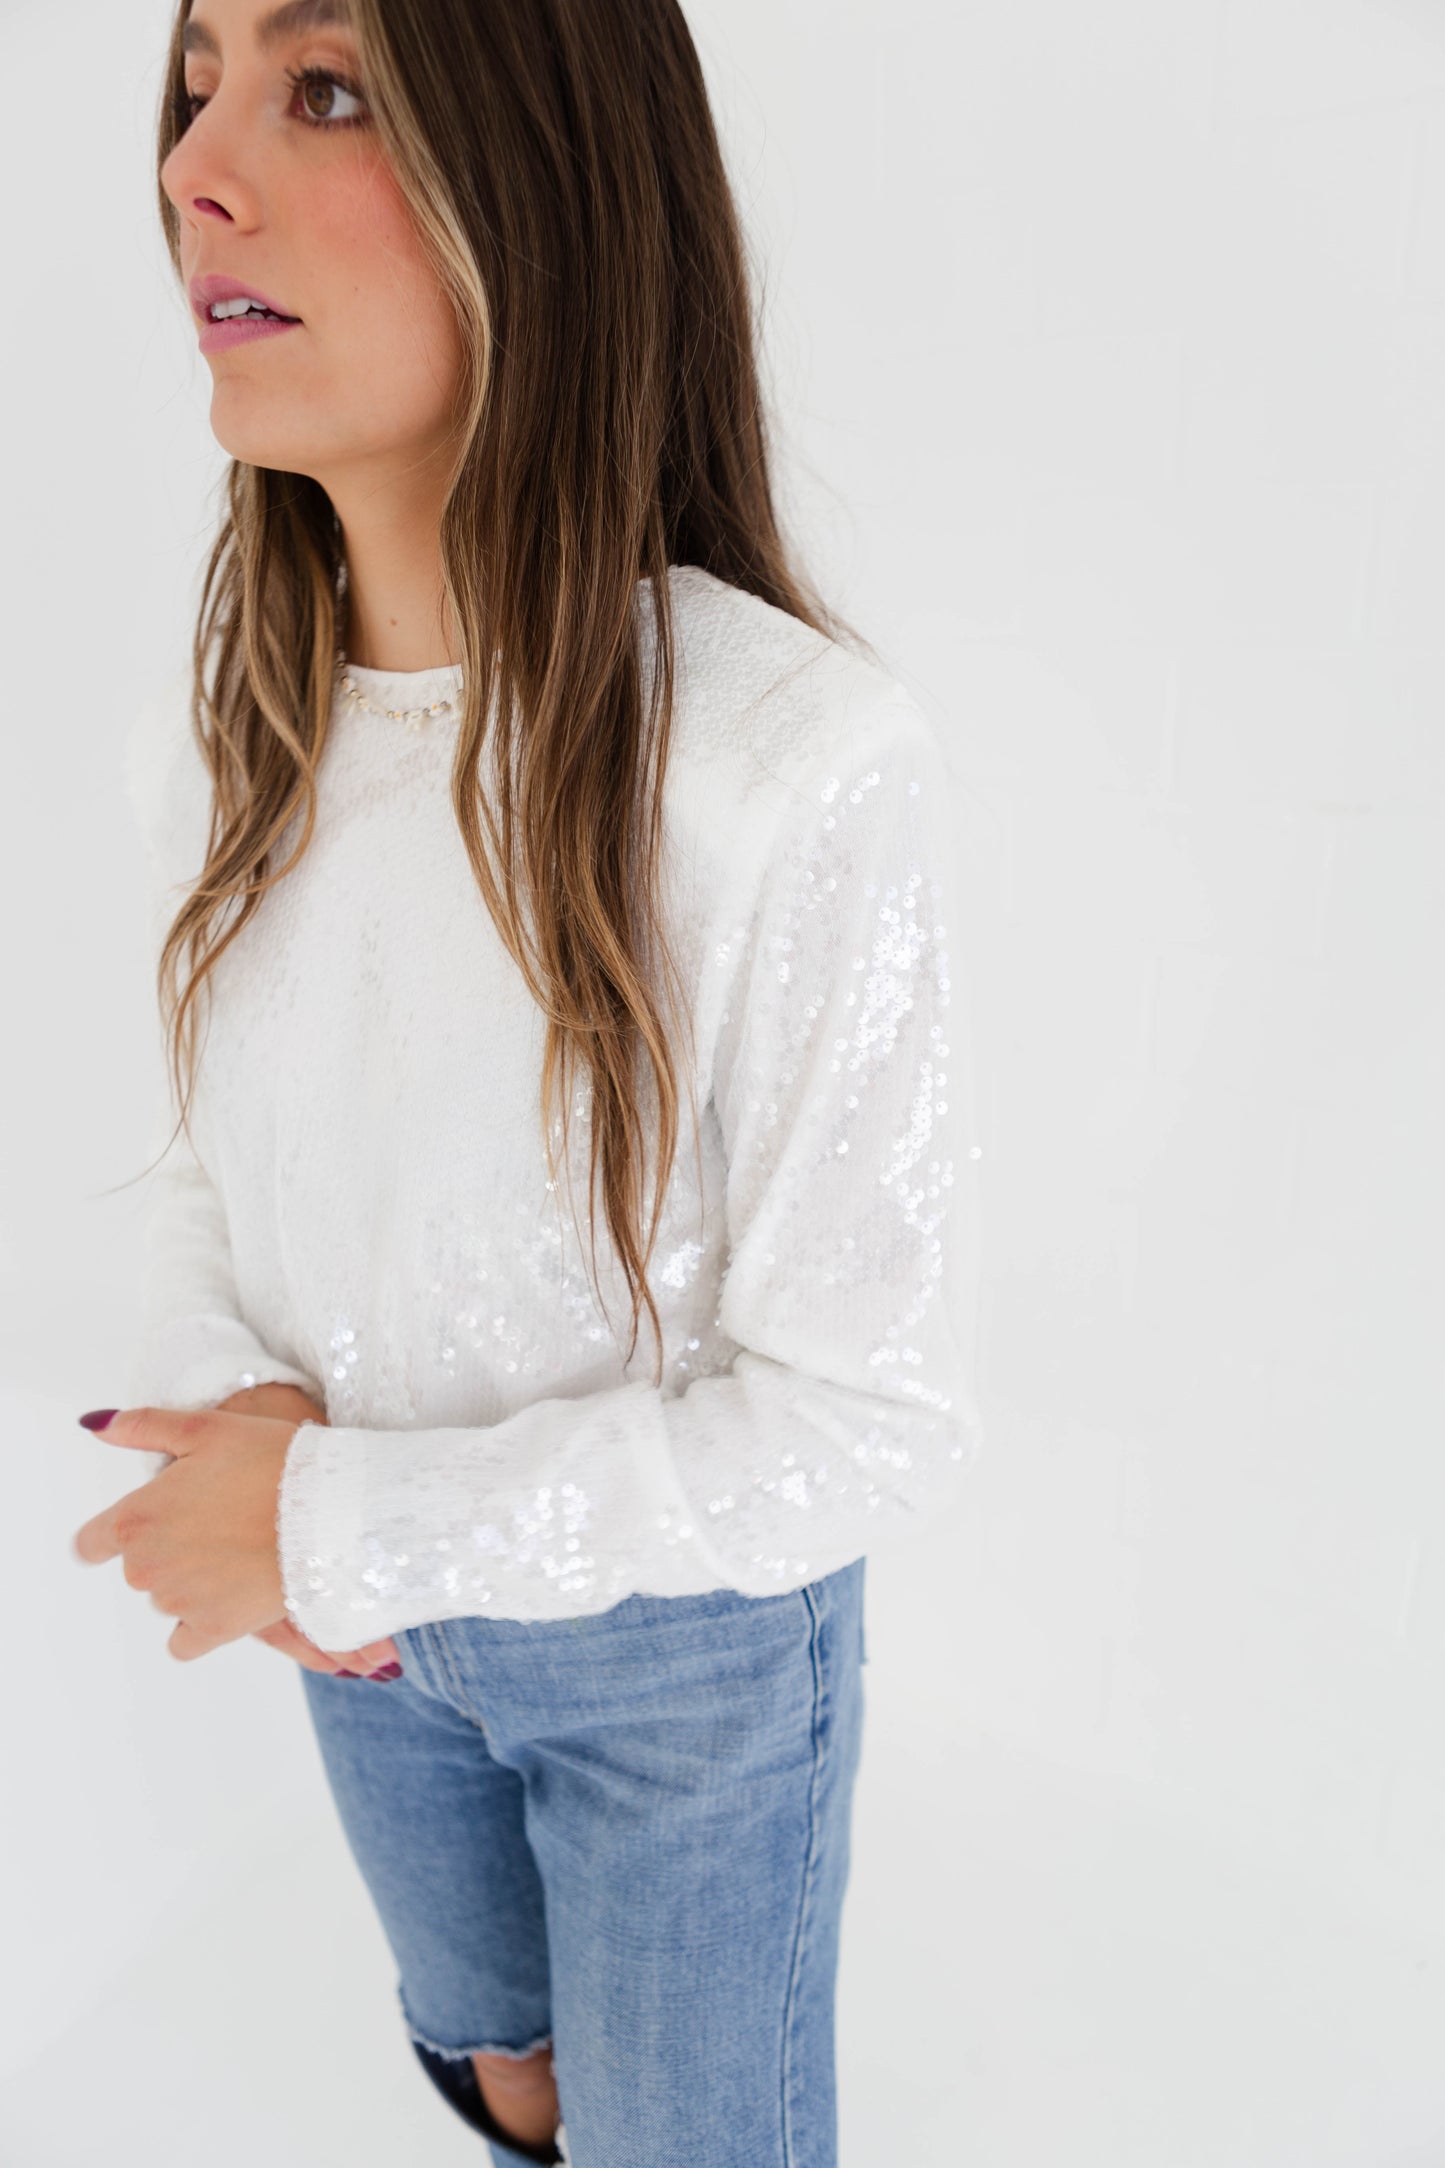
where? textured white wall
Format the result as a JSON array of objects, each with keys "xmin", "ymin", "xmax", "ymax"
[{"xmin": 3, "ymin": 1, "xmax": 1443, "ymax": 2163}]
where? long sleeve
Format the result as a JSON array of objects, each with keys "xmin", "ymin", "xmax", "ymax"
[
  {"xmin": 277, "ymin": 683, "xmax": 985, "ymax": 1651},
  {"xmin": 123, "ymin": 680, "xmax": 326, "ymax": 1414},
  {"xmin": 122, "ymin": 1116, "xmax": 327, "ymax": 1414}
]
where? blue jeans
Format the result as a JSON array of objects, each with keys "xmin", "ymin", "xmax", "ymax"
[{"xmin": 298, "ymin": 1557, "xmax": 868, "ymax": 2168}]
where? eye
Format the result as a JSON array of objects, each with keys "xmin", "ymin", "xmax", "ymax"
[
  {"xmin": 180, "ymin": 64, "xmax": 369, "ymax": 132},
  {"xmin": 282, "ymin": 64, "xmax": 369, "ymax": 129}
]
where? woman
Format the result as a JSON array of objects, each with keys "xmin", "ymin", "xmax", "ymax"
[{"xmin": 74, "ymin": 0, "xmax": 983, "ymax": 2160}]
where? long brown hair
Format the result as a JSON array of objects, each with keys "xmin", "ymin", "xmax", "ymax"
[{"xmin": 149, "ymin": 0, "xmax": 874, "ymax": 1378}]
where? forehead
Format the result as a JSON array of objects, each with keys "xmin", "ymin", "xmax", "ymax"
[{"xmin": 181, "ymin": 0, "xmax": 356, "ymax": 59}]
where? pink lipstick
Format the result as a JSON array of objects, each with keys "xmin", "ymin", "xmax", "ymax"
[
  {"xmin": 199, "ymin": 312, "xmax": 302, "ymax": 353},
  {"xmin": 189, "ymin": 273, "xmax": 304, "ymax": 355}
]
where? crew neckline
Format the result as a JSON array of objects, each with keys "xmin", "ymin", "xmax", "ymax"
[
  {"xmin": 331, "ymin": 567, "xmax": 711, "ymax": 715},
  {"xmin": 339, "ymin": 656, "xmax": 464, "ymax": 690}
]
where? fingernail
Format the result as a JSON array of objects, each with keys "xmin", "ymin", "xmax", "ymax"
[
  {"xmin": 78, "ymin": 1408, "xmax": 119, "ymax": 1432},
  {"xmin": 333, "ymin": 1668, "xmax": 361, "ymax": 1678},
  {"xmin": 366, "ymin": 1662, "xmax": 403, "ymax": 1681}
]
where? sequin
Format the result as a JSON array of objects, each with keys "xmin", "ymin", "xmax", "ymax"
[{"xmin": 123, "ymin": 566, "xmax": 985, "ymax": 1651}]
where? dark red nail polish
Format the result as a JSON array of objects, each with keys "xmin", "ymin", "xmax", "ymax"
[
  {"xmin": 333, "ymin": 1668, "xmax": 361, "ymax": 1678},
  {"xmin": 367, "ymin": 1662, "xmax": 403, "ymax": 1681},
  {"xmin": 78, "ymin": 1408, "xmax": 119, "ymax": 1432}
]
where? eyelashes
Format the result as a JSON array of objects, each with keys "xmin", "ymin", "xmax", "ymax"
[
  {"xmin": 281, "ymin": 64, "xmax": 369, "ymax": 129},
  {"xmin": 181, "ymin": 64, "xmax": 370, "ymax": 133}
]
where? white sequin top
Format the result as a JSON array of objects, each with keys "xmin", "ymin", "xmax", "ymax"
[{"xmin": 123, "ymin": 565, "xmax": 984, "ymax": 1653}]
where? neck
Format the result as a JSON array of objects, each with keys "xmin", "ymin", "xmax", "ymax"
[{"xmin": 327, "ymin": 455, "xmax": 462, "ymax": 672}]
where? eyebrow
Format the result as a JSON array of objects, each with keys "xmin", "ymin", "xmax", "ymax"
[{"xmin": 181, "ymin": 0, "xmax": 355, "ymax": 60}]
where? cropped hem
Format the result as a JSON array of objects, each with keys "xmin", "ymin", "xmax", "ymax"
[{"xmin": 404, "ymin": 2018, "xmax": 555, "ymax": 2062}]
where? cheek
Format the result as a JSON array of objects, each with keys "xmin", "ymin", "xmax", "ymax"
[{"xmin": 311, "ymin": 167, "xmax": 461, "ymax": 389}]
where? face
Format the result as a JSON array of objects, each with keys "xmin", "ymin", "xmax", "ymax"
[{"xmin": 161, "ymin": 0, "xmax": 465, "ymax": 496}]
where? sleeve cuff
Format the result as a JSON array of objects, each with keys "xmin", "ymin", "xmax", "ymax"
[{"xmin": 276, "ymin": 1419, "xmax": 370, "ymax": 1653}]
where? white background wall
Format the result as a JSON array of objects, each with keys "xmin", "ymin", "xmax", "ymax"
[{"xmin": 3, "ymin": 1, "xmax": 1443, "ymax": 2162}]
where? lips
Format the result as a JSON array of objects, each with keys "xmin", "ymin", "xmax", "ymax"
[{"xmin": 189, "ymin": 273, "xmax": 301, "ymax": 324}]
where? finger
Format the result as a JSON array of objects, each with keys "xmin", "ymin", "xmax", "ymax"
[
  {"xmin": 166, "ymin": 1617, "xmax": 235, "ymax": 1663},
  {"xmin": 82, "ymin": 1405, "xmax": 279, "ymax": 1460},
  {"xmin": 251, "ymin": 1620, "xmax": 353, "ymax": 1675},
  {"xmin": 253, "ymin": 1620, "xmax": 400, "ymax": 1674},
  {"xmin": 346, "ymin": 1635, "xmax": 402, "ymax": 1671},
  {"xmin": 72, "ymin": 1506, "xmax": 125, "ymax": 1566},
  {"xmin": 76, "ymin": 1405, "xmax": 192, "ymax": 1454}
]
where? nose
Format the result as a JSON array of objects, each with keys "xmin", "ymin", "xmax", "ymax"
[
  {"xmin": 163, "ymin": 144, "xmax": 237, "ymax": 228},
  {"xmin": 164, "ymin": 147, "xmax": 235, "ymax": 228},
  {"xmin": 161, "ymin": 89, "xmax": 255, "ymax": 228}
]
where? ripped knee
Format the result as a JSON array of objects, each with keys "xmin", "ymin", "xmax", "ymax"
[
  {"xmin": 469, "ymin": 2041, "xmax": 560, "ymax": 2150},
  {"xmin": 470, "ymin": 2041, "xmax": 555, "ymax": 2092}
]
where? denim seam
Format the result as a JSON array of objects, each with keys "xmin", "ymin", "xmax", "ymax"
[
  {"xmin": 412, "ymin": 1621, "xmax": 443, "ymax": 1699},
  {"xmin": 779, "ymin": 1578, "xmax": 829, "ymax": 2168},
  {"xmin": 423, "ymin": 1620, "xmax": 490, "ymax": 1736}
]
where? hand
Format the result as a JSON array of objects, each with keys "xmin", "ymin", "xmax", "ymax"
[
  {"xmin": 214, "ymin": 1384, "xmax": 402, "ymax": 1678},
  {"xmin": 72, "ymin": 1398, "xmax": 400, "ymax": 1675}
]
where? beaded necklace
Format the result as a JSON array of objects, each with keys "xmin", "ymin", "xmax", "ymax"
[{"xmin": 333, "ymin": 647, "xmax": 462, "ymax": 732}]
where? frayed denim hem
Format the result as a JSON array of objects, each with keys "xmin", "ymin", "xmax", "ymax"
[
  {"xmin": 404, "ymin": 2017, "xmax": 555, "ymax": 2063},
  {"xmin": 396, "ymin": 1975, "xmax": 553, "ymax": 2062},
  {"xmin": 396, "ymin": 1991, "xmax": 563, "ymax": 2164}
]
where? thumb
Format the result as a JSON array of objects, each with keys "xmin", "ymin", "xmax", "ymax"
[
  {"xmin": 76, "ymin": 1405, "xmax": 209, "ymax": 1456},
  {"xmin": 78, "ymin": 1404, "xmax": 295, "ymax": 1458}
]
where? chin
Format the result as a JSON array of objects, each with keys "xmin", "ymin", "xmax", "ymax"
[{"xmin": 207, "ymin": 412, "xmax": 318, "ymax": 476}]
